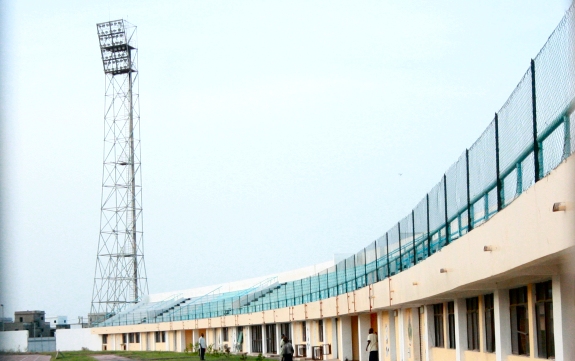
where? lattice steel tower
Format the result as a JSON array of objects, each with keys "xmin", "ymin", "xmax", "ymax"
[{"xmin": 90, "ymin": 19, "xmax": 148, "ymax": 323}]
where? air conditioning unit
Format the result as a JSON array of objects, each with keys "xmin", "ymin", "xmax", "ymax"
[
  {"xmin": 296, "ymin": 344, "xmax": 306, "ymax": 357},
  {"xmin": 312, "ymin": 346, "xmax": 323, "ymax": 360},
  {"xmin": 322, "ymin": 344, "xmax": 331, "ymax": 355}
]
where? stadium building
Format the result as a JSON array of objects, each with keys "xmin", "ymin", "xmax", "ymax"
[{"xmin": 74, "ymin": 5, "xmax": 575, "ymax": 361}]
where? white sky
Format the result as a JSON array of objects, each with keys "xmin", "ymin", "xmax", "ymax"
[{"xmin": 0, "ymin": 0, "xmax": 571, "ymax": 320}]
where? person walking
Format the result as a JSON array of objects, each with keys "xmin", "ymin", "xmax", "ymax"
[
  {"xmin": 365, "ymin": 328, "xmax": 378, "ymax": 361},
  {"xmin": 199, "ymin": 333, "xmax": 207, "ymax": 360},
  {"xmin": 281, "ymin": 338, "xmax": 294, "ymax": 361}
]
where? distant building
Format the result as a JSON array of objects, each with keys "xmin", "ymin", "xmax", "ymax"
[
  {"xmin": 46, "ymin": 316, "xmax": 69, "ymax": 329},
  {"xmin": 2, "ymin": 311, "xmax": 51, "ymax": 338}
]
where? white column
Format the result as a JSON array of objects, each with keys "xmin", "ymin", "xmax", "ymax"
[
  {"xmin": 331, "ymin": 318, "xmax": 338, "ymax": 360},
  {"xmin": 398, "ymin": 309, "xmax": 406, "ymax": 361},
  {"xmin": 306, "ymin": 322, "xmax": 311, "ymax": 358},
  {"xmin": 321, "ymin": 319, "xmax": 327, "ymax": 360},
  {"xmin": 494, "ymin": 288, "xmax": 511, "ymax": 361},
  {"xmin": 553, "ymin": 273, "xmax": 575, "ymax": 361},
  {"xmin": 276, "ymin": 324, "xmax": 282, "ymax": 356},
  {"xmin": 424, "ymin": 305, "xmax": 434, "ymax": 361},
  {"xmin": 376, "ymin": 312, "xmax": 384, "ymax": 361},
  {"xmin": 245, "ymin": 326, "xmax": 252, "ymax": 353},
  {"xmin": 179, "ymin": 330, "xmax": 186, "ymax": 352},
  {"xmin": 192, "ymin": 329, "xmax": 199, "ymax": 353},
  {"xmin": 262, "ymin": 325, "xmax": 268, "ymax": 354},
  {"xmin": 389, "ymin": 311, "xmax": 397, "ymax": 361},
  {"xmin": 338, "ymin": 316, "xmax": 353, "ymax": 361},
  {"xmin": 412, "ymin": 307, "xmax": 422, "ymax": 361},
  {"xmin": 454, "ymin": 299, "xmax": 467, "ymax": 361},
  {"xmin": 358, "ymin": 313, "xmax": 371, "ymax": 361}
]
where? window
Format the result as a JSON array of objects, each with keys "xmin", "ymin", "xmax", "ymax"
[
  {"xmin": 447, "ymin": 302, "xmax": 455, "ymax": 349},
  {"xmin": 280, "ymin": 323, "xmax": 291, "ymax": 342},
  {"xmin": 266, "ymin": 324, "xmax": 277, "ymax": 354},
  {"xmin": 19, "ymin": 317, "xmax": 23, "ymax": 322},
  {"xmin": 484, "ymin": 294, "xmax": 495, "ymax": 353},
  {"xmin": 54, "ymin": 320, "xmax": 57, "ymax": 323},
  {"xmin": 510, "ymin": 286, "xmax": 529, "ymax": 356},
  {"xmin": 251, "ymin": 325, "xmax": 263, "ymax": 353},
  {"xmin": 155, "ymin": 331, "xmax": 165, "ymax": 343},
  {"xmin": 535, "ymin": 280, "xmax": 554, "ymax": 359},
  {"xmin": 466, "ymin": 297, "xmax": 479, "ymax": 350},
  {"xmin": 433, "ymin": 304, "xmax": 444, "ymax": 347},
  {"xmin": 319, "ymin": 320, "xmax": 324, "ymax": 342},
  {"xmin": 123, "ymin": 334, "xmax": 127, "ymax": 344},
  {"xmin": 129, "ymin": 333, "xmax": 134, "ymax": 343},
  {"xmin": 222, "ymin": 327, "xmax": 229, "ymax": 342},
  {"xmin": 302, "ymin": 321, "xmax": 307, "ymax": 342},
  {"xmin": 102, "ymin": 334, "xmax": 108, "ymax": 344}
]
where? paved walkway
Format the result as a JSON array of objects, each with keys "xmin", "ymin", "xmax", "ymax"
[
  {"xmin": 92, "ymin": 356, "xmax": 134, "ymax": 361},
  {"xmin": 0, "ymin": 356, "xmax": 51, "ymax": 361}
]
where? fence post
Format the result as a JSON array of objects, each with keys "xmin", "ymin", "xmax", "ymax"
[
  {"xmin": 426, "ymin": 194, "xmax": 431, "ymax": 257},
  {"xmin": 363, "ymin": 247, "xmax": 367, "ymax": 286},
  {"xmin": 443, "ymin": 174, "xmax": 449, "ymax": 245},
  {"xmin": 412, "ymin": 210, "xmax": 417, "ymax": 265},
  {"xmin": 397, "ymin": 222, "xmax": 402, "ymax": 271},
  {"xmin": 466, "ymin": 149, "xmax": 472, "ymax": 231},
  {"xmin": 375, "ymin": 239, "xmax": 379, "ymax": 282},
  {"xmin": 495, "ymin": 113, "xmax": 503, "ymax": 210},
  {"xmin": 386, "ymin": 233, "xmax": 391, "ymax": 277},
  {"xmin": 531, "ymin": 59, "xmax": 541, "ymax": 182}
]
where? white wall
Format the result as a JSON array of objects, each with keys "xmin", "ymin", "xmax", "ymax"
[
  {"xmin": 0, "ymin": 330, "xmax": 29, "ymax": 352},
  {"xmin": 56, "ymin": 328, "xmax": 101, "ymax": 351}
]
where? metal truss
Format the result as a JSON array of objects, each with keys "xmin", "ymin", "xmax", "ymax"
[{"xmin": 90, "ymin": 19, "xmax": 148, "ymax": 323}]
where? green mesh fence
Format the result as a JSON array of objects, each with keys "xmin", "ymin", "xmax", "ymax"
[{"xmin": 96, "ymin": 4, "xmax": 575, "ymax": 327}]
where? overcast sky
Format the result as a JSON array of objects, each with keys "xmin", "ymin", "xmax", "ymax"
[{"xmin": 0, "ymin": 0, "xmax": 571, "ymax": 320}]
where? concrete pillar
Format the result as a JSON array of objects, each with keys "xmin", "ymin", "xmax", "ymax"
[
  {"xmin": 398, "ymin": 309, "xmax": 406, "ymax": 361},
  {"xmin": 276, "ymin": 324, "xmax": 282, "ymax": 356},
  {"xmin": 412, "ymin": 307, "xmax": 422, "ymax": 361},
  {"xmin": 376, "ymin": 312, "xmax": 384, "ymax": 361},
  {"xmin": 389, "ymin": 311, "xmax": 397, "ymax": 361},
  {"xmin": 178, "ymin": 330, "xmax": 186, "ymax": 352},
  {"xmin": 454, "ymin": 299, "xmax": 467, "ymax": 361},
  {"xmin": 262, "ymin": 325, "xmax": 267, "ymax": 354},
  {"xmin": 306, "ymin": 321, "xmax": 311, "ymax": 357},
  {"xmin": 424, "ymin": 305, "xmax": 434, "ymax": 361},
  {"xmin": 245, "ymin": 326, "xmax": 252, "ymax": 353},
  {"xmin": 332, "ymin": 318, "xmax": 339, "ymax": 360},
  {"xmin": 553, "ymin": 272, "xmax": 575, "ymax": 361},
  {"xmin": 338, "ymin": 316, "xmax": 353, "ymax": 361},
  {"xmin": 494, "ymin": 288, "xmax": 512, "ymax": 361},
  {"xmin": 358, "ymin": 313, "xmax": 371, "ymax": 361},
  {"xmin": 321, "ymin": 319, "xmax": 327, "ymax": 360}
]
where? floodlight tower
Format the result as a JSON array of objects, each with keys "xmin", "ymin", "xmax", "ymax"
[{"xmin": 90, "ymin": 19, "xmax": 148, "ymax": 324}]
